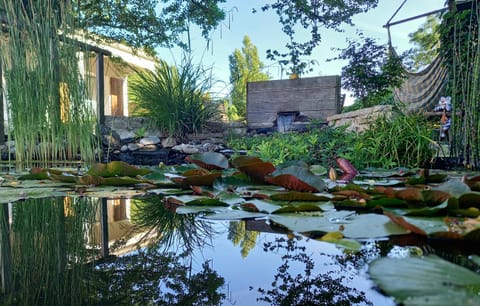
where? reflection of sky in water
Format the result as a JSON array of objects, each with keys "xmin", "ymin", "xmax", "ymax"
[{"xmin": 182, "ymin": 221, "xmax": 395, "ymax": 306}]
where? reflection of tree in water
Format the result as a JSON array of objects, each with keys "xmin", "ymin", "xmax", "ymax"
[
  {"xmin": 228, "ymin": 220, "xmax": 259, "ymax": 258},
  {"xmin": 252, "ymin": 236, "xmax": 373, "ymax": 306},
  {"xmin": 91, "ymin": 246, "xmax": 225, "ymax": 305},
  {"xmin": 92, "ymin": 195, "xmax": 226, "ymax": 305},
  {"xmin": 128, "ymin": 195, "xmax": 217, "ymax": 253}
]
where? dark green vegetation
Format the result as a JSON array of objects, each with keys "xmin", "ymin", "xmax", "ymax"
[
  {"xmin": 128, "ymin": 58, "xmax": 218, "ymax": 139},
  {"xmin": 228, "ymin": 108, "xmax": 435, "ymax": 170},
  {"xmin": 0, "ymin": 0, "xmax": 99, "ymax": 163}
]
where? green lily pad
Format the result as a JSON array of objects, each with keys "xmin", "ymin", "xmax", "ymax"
[
  {"xmin": 369, "ymin": 255, "xmax": 480, "ymax": 306},
  {"xmin": 87, "ymin": 161, "xmax": 151, "ymax": 177},
  {"xmin": 203, "ymin": 210, "xmax": 268, "ymax": 220},
  {"xmin": 269, "ymin": 211, "xmax": 409, "ymax": 239},
  {"xmin": 270, "ymin": 191, "xmax": 332, "ymax": 202},
  {"xmin": 272, "ymin": 203, "xmax": 323, "ymax": 214}
]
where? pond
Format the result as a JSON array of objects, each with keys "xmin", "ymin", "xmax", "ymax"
[
  {"xmin": 0, "ymin": 157, "xmax": 479, "ymax": 305},
  {"xmin": 0, "ymin": 196, "xmax": 395, "ymax": 305}
]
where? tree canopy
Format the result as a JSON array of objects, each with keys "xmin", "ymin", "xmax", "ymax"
[
  {"xmin": 228, "ymin": 36, "xmax": 270, "ymax": 119},
  {"xmin": 58, "ymin": 1, "xmax": 378, "ymax": 72}
]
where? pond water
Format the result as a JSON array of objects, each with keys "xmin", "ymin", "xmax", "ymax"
[{"xmin": 0, "ymin": 196, "xmax": 399, "ymax": 305}]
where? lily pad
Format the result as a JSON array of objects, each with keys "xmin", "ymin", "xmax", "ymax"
[
  {"xmin": 267, "ymin": 165, "xmax": 326, "ymax": 192},
  {"xmin": 369, "ymin": 255, "xmax": 480, "ymax": 306},
  {"xmin": 269, "ymin": 211, "xmax": 409, "ymax": 239},
  {"xmin": 185, "ymin": 152, "xmax": 229, "ymax": 170}
]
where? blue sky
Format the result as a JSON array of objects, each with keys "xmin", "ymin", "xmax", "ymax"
[{"xmin": 156, "ymin": 0, "xmax": 447, "ymax": 103}]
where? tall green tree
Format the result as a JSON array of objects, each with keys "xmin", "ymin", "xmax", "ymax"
[
  {"xmin": 257, "ymin": 0, "xmax": 379, "ymax": 76},
  {"xmin": 403, "ymin": 14, "xmax": 441, "ymax": 71},
  {"xmin": 332, "ymin": 33, "xmax": 405, "ymax": 108},
  {"xmin": 228, "ymin": 35, "xmax": 270, "ymax": 118}
]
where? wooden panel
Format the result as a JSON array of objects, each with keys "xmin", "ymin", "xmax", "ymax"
[{"xmin": 247, "ymin": 76, "xmax": 341, "ymax": 129}]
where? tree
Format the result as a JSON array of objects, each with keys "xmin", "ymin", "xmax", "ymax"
[
  {"xmin": 73, "ymin": 0, "xmax": 227, "ymax": 54},
  {"xmin": 257, "ymin": 0, "xmax": 379, "ymax": 76},
  {"xmin": 403, "ymin": 14, "xmax": 441, "ymax": 71},
  {"xmin": 332, "ymin": 33, "xmax": 405, "ymax": 108},
  {"xmin": 228, "ymin": 35, "xmax": 270, "ymax": 119}
]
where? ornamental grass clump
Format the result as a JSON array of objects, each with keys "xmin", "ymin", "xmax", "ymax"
[
  {"xmin": 0, "ymin": 0, "xmax": 98, "ymax": 164},
  {"xmin": 129, "ymin": 59, "xmax": 218, "ymax": 140},
  {"xmin": 352, "ymin": 105, "xmax": 436, "ymax": 169}
]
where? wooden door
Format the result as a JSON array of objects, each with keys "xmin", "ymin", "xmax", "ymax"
[{"xmin": 110, "ymin": 78, "xmax": 124, "ymax": 116}]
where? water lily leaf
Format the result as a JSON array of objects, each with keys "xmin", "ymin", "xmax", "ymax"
[
  {"xmin": 49, "ymin": 173, "xmax": 78, "ymax": 183},
  {"xmin": 204, "ymin": 210, "xmax": 268, "ymax": 220},
  {"xmin": 269, "ymin": 191, "xmax": 332, "ymax": 202},
  {"xmin": 462, "ymin": 175, "xmax": 480, "ymax": 191},
  {"xmin": 369, "ymin": 255, "xmax": 480, "ymax": 306},
  {"xmin": 240, "ymin": 199, "xmax": 282, "ymax": 214},
  {"xmin": 354, "ymin": 179, "xmax": 404, "ymax": 187},
  {"xmin": 384, "ymin": 212, "xmax": 427, "ymax": 236},
  {"xmin": 402, "ymin": 216, "xmax": 449, "ymax": 234},
  {"xmin": 237, "ymin": 161, "xmax": 276, "ymax": 184},
  {"xmin": 231, "ymin": 155, "xmax": 264, "ymax": 168},
  {"xmin": 269, "ymin": 212, "xmax": 409, "ymax": 239},
  {"xmin": 185, "ymin": 152, "xmax": 229, "ymax": 170},
  {"xmin": 470, "ymin": 255, "xmax": 480, "ymax": 266},
  {"xmin": 173, "ymin": 173, "xmax": 222, "ymax": 189},
  {"xmin": 0, "ymin": 187, "xmax": 70, "ymax": 203},
  {"xmin": 422, "ymin": 189, "xmax": 451, "ymax": 206},
  {"xmin": 268, "ymin": 166, "xmax": 326, "ymax": 192},
  {"xmin": 319, "ymin": 231, "xmax": 362, "ymax": 252},
  {"xmin": 87, "ymin": 161, "xmax": 151, "ymax": 177},
  {"xmin": 395, "ymin": 188, "xmax": 424, "ymax": 203},
  {"xmin": 433, "ymin": 178, "xmax": 471, "ymax": 198},
  {"xmin": 366, "ymin": 198, "xmax": 408, "ymax": 208},
  {"xmin": 18, "ymin": 171, "xmax": 51, "ymax": 180},
  {"xmin": 271, "ymin": 203, "xmax": 323, "ymax": 214},
  {"xmin": 216, "ymin": 191, "xmax": 245, "ymax": 205},
  {"xmin": 175, "ymin": 205, "xmax": 231, "ymax": 215},
  {"xmin": 83, "ymin": 187, "xmax": 145, "ymax": 198},
  {"xmin": 404, "ymin": 202, "xmax": 449, "ymax": 217},
  {"xmin": 309, "ymin": 164, "xmax": 327, "ymax": 176},
  {"xmin": 458, "ymin": 192, "xmax": 480, "ymax": 209},
  {"xmin": 166, "ymin": 195, "xmax": 229, "ymax": 206},
  {"xmin": 77, "ymin": 175, "xmax": 106, "ymax": 186}
]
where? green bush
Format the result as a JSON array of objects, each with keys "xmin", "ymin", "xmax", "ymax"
[
  {"xmin": 129, "ymin": 59, "xmax": 218, "ymax": 139},
  {"xmin": 226, "ymin": 126, "xmax": 356, "ymax": 167},
  {"xmin": 352, "ymin": 106, "xmax": 436, "ymax": 169}
]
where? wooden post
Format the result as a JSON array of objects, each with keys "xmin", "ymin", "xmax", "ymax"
[
  {"xmin": 96, "ymin": 53, "xmax": 105, "ymax": 126},
  {"xmin": 100, "ymin": 198, "xmax": 109, "ymax": 258}
]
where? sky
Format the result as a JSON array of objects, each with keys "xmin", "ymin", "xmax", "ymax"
[{"xmin": 156, "ymin": 0, "xmax": 447, "ymax": 104}]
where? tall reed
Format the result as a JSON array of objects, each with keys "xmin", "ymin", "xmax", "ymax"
[
  {"xmin": 1, "ymin": 197, "xmax": 99, "ymax": 305},
  {"xmin": 440, "ymin": 2, "xmax": 480, "ymax": 168},
  {"xmin": 0, "ymin": 0, "xmax": 98, "ymax": 164}
]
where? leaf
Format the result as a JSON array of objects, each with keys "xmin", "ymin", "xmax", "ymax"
[
  {"xmin": 87, "ymin": 161, "xmax": 151, "ymax": 177},
  {"xmin": 319, "ymin": 231, "xmax": 362, "ymax": 252},
  {"xmin": 269, "ymin": 191, "xmax": 332, "ymax": 201},
  {"xmin": 240, "ymin": 199, "xmax": 283, "ymax": 214},
  {"xmin": 384, "ymin": 211, "xmax": 427, "ymax": 236},
  {"xmin": 335, "ymin": 157, "xmax": 358, "ymax": 174},
  {"xmin": 237, "ymin": 161, "xmax": 276, "ymax": 183},
  {"xmin": 458, "ymin": 193, "xmax": 480, "ymax": 209},
  {"xmin": 230, "ymin": 155, "xmax": 265, "ymax": 168},
  {"xmin": 272, "ymin": 203, "xmax": 323, "ymax": 214},
  {"xmin": 268, "ymin": 165, "xmax": 326, "ymax": 192},
  {"xmin": 185, "ymin": 152, "xmax": 229, "ymax": 170},
  {"xmin": 310, "ymin": 164, "xmax": 327, "ymax": 176},
  {"xmin": 173, "ymin": 173, "xmax": 222, "ymax": 189},
  {"xmin": 269, "ymin": 212, "xmax": 409, "ymax": 239},
  {"xmin": 369, "ymin": 256, "xmax": 480, "ymax": 306},
  {"xmin": 433, "ymin": 178, "xmax": 471, "ymax": 198}
]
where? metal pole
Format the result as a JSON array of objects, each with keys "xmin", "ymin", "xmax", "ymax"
[
  {"xmin": 96, "ymin": 53, "xmax": 105, "ymax": 126},
  {"xmin": 100, "ymin": 198, "xmax": 109, "ymax": 258}
]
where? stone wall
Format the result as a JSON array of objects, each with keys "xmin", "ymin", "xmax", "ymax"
[{"xmin": 327, "ymin": 105, "xmax": 392, "ymax": 133}]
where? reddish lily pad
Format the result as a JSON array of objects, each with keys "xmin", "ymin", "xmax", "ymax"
[
  {"xmin": 185, "ymin": 152, "xmax": 229, "ymax": 170},
  {"xmin": 267, "ymin": 166, "xmax": 326, "ymax": 192},
  {"xmin": 269, "ymin": 191, "xmax": 332, "ymax": 202},
  {"xmin": 87, "ymin": 161, "xmax": 151, "ymax": 177},
  {"xmin": 237, "ymin": 161, "xmax": 276, "ymax": 184}
]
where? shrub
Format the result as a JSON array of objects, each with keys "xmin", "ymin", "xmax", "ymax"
[
  {"xmin": 352, "ymin": 105, "xmax": 436, "ymax": 169},
  {"xmin": 129, "ymin": 59, "xmax": 218, "ymax": 139}
]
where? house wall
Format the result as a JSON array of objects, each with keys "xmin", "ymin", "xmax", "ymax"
[{"xmin": 246, "ymin": 76, "xmax": 342, "ymax": 130}]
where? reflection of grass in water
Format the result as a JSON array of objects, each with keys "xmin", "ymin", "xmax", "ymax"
[
  {"xmin": 2, "ymin": 197, "xmax": 99, "ymax": 305},
  {"xmin": 130, "ymin": 195, "xmax": 217, "ymax": 253},
  {"xmin": 0, "ymin": 1, "xmax": 98, "ymax": 164}
]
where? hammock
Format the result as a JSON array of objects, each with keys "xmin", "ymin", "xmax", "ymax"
[{"xmin": 393, "ymin": 54, "xmax": 448, "ymax": 112}]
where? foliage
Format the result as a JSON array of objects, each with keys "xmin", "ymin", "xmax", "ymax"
[
  {"xmin": 439, "ymin": 2, "xmax": 480, "ymax": 168},
  {"xmin": 331, "ymin": 33, "xmax": 406, "ymax": 108},
  {"xmin": 403, "ymin": 14, "xmax": 442, "ymax": 71},
  {"xmin": 252, "ymin": 236, "xmax": 372, "ymax": 306},
  {"xmin": 351, "ymin": 105, "xmax": 435, "ymax": 169},
  {"xmin": 257, "ymin": 0, "xmax": 379, "ymax": 76},
  {"xmin": 0, "ymin": 0, "xmax": 99, "ymax": 163},
  {"xmin": 342, "ymin": 92, "xmax": 396, "ymax": 113},
  {"xmin": 228, "ymin": 35, "xmax": 270, "ymax": 118},
  {"xmin": 92, "ymin": 246, "xmax": 225, "ymax": 305},
  {"xmin": 226, "ymin": 126, "xmax": 356, "ymax": 167},
  {"xmin": 129, "ymin": 58, "xmax": 219, "ymax": 139},
  {"xmin": 72, "ymin": 0, "xmax": 226, "ymax": 53}
]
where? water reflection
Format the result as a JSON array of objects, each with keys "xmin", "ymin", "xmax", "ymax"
[{"xmin": 0, "ymin": 196, "xmax": 395, "ymax": 305}]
